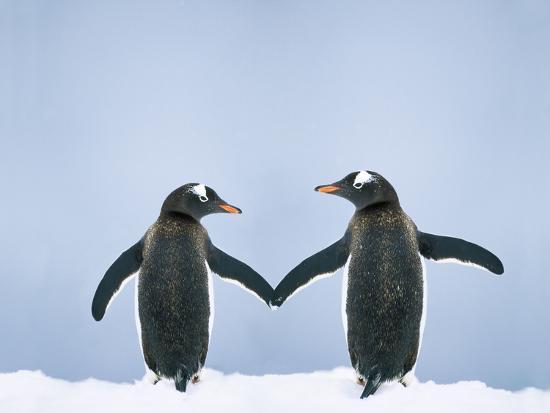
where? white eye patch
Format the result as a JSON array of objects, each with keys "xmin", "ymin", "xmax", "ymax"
[
  {"xmin": 353, "ymin": 170, "xmax": 374, "ymax": 189},
  {"xmin": 190, "ymin": 184, "xmax": 208, "ymax": 202}
]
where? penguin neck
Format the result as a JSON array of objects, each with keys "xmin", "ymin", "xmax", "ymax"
[
  {"xmin": 352, "ymin": 182, "xmax": 400, "ymax": 210},
  {"xmin": 159, "ymin": 209, "xmax": 201, "ymax": 223},
  {"xmin": 358, "ymin": 198, "xmax": 401, "ymax": 213}
]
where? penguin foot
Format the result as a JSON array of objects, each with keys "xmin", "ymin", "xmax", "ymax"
[
  {"xmin": 356, "ymin": 377, "xmax": 365, "ymax": 386},
  {"xmin": 145, "ymin": 370, "xmax": 160, "ymax": 385},
  {"xmin": 192, "ymin": 374, "xmax": 200, "ymax": 384},
  {"xmin": 399, "ymin": 371, "xmax": 416, "ymax": 387}
]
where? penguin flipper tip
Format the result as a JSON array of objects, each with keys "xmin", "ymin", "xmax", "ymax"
[{"xmin": 91, "ymin": 304, "xmax": 104, "ymax": 321}]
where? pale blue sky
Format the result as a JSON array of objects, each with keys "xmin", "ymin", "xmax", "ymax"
[{"xmin": 1, "ymin": 0, "xmax": 549, "ymax": 390}]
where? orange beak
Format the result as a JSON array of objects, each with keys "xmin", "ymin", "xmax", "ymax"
[
  {"xmin": 315, "ymin": 185, "xmax": 340, "ymax": 193},
  {"xmin": 219, "ymin": 204, "xmax": 242, "ymax": 214}
]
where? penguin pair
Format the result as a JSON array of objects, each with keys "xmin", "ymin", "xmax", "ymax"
[
  {"xmin": 92, "ymin": 184, "xmax": 273, "ymax": 391},
  {"xmin": 92, "ymin": 172, "xmax": 503, "ymax": 398},
  {"xmin": 272, "ymin": 170, "xmax": 504, "ymax": 399}
]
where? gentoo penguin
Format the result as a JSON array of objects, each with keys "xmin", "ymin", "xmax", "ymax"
[
  {"xmin": 271, "ymin": 171, "xmax": 503, "ymax": 399},
  {"xmin": 92, "ymin": 183, "xmax": 273, "ymax": 392}
]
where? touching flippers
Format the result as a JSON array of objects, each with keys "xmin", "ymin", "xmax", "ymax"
[
  {"xmin": 207, "ymin": 241, "xmax": 273, "ymax": 307},
  {"xmin": 91, "ymin": 239, "xmax": 143, "ymax": 321},
  {"xmin": 272, "ymin": 232, "xmax": 350, "ymax": 307},
  {"xmin": 417, "ymin": 231, "xmax": 503, "ymax": 275}
]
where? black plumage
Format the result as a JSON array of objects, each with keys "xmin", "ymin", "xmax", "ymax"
[
  {"xmin": 346, "ymin": 203, "xmax": 423, "ymax": 392},
  {"xmin": 138, "ymin": 213, "xmax": 211, "ymax": 387},
  {"xmin": 92, "ymin": 184, "xmax": 273, "ymax": 392},
  {"xmin": 272, "ymin": 171, "xmax": 503, "ymax": 399}
]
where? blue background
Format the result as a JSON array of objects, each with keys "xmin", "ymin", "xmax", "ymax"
[{"xmin": 1, "ymin": 0, "xmax": 549, "ymax": 390}]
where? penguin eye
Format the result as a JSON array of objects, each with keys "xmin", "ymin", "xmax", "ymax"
[
  {"xmin": 353, "ymin": 182, "xmax": 363, "ymax": 189},
  {"xmin": 199, "ymin": 195, "xmax": 208, "ymax": 202}
]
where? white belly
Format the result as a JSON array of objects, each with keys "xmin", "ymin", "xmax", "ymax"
[
  {"xmin": 134, "ymin": 272, "xmax": 157, "ymax": 382},
  {"xmin": 134, "ymin": 273, "xmax": 143, "ymax": 355},
  {"xmin": 341, "ymin": 255, "xmax": 352, "ymax": 343},
  {"xmin": 205, "ymin": 260, "xmax": 215, "ymax": 341},
  {"xmin": 415, "ymin": 254, "xmax": 428, "ymax": 372}
]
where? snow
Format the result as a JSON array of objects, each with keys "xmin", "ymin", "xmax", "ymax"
[{"xmin": 1, "ymin": 368, "xmax": 549, "ymax": 413}]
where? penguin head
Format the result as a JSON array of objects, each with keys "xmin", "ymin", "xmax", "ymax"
[
  {"xmin": 314, "ymin": 170, "xmax": 399, "ymax": 209},
  {"xmin": 161, "ymin": 183, "xmax": 242, "ymax": 220}
]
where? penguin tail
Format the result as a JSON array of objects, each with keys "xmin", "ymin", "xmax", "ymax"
[
  {"xmin": 360, "ymin": 369, "xmax": 382, "ymax": 399},
  {"xmin": 174, "ymin": 364, "xmax": 191, "ymax": 393}
]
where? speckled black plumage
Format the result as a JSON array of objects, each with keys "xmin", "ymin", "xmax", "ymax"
[
  {"xmin": 138, "ymin": 213, "xmax": 211, "ymax": 382},
  {"xmin": 92, "ymin": 184, "xmax": 273, "ymax": 392},
  {"xmin": 345, "ymin": 203, "xmax": 423, "ymax": 388},
  {"xmin": 272, "ymin": 170, "xmax": 503, "ymax": 399}
]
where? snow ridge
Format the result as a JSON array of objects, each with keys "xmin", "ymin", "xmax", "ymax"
[{"xmin": 1, "ymin": 368, "xmax": 548, "ymax": 413}]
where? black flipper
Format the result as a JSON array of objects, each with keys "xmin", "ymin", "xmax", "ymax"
[
  {"xmin": 360, "ymin": 369, "xmax": 382, "ymax": 399},
  {"xmin": 206, "ymin": 241, "xmax": 273, "ymax": 307},
  {"xmin": 417, "ymin": 231, "xmax": 504, "ymax": 275},
  {"xmin": 272, "ymin": 232, "xmax": 351, "ymax": 308},
  {"xmin": 91, "ymin": 239, "xmax": 143, "ymax": 321}
]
